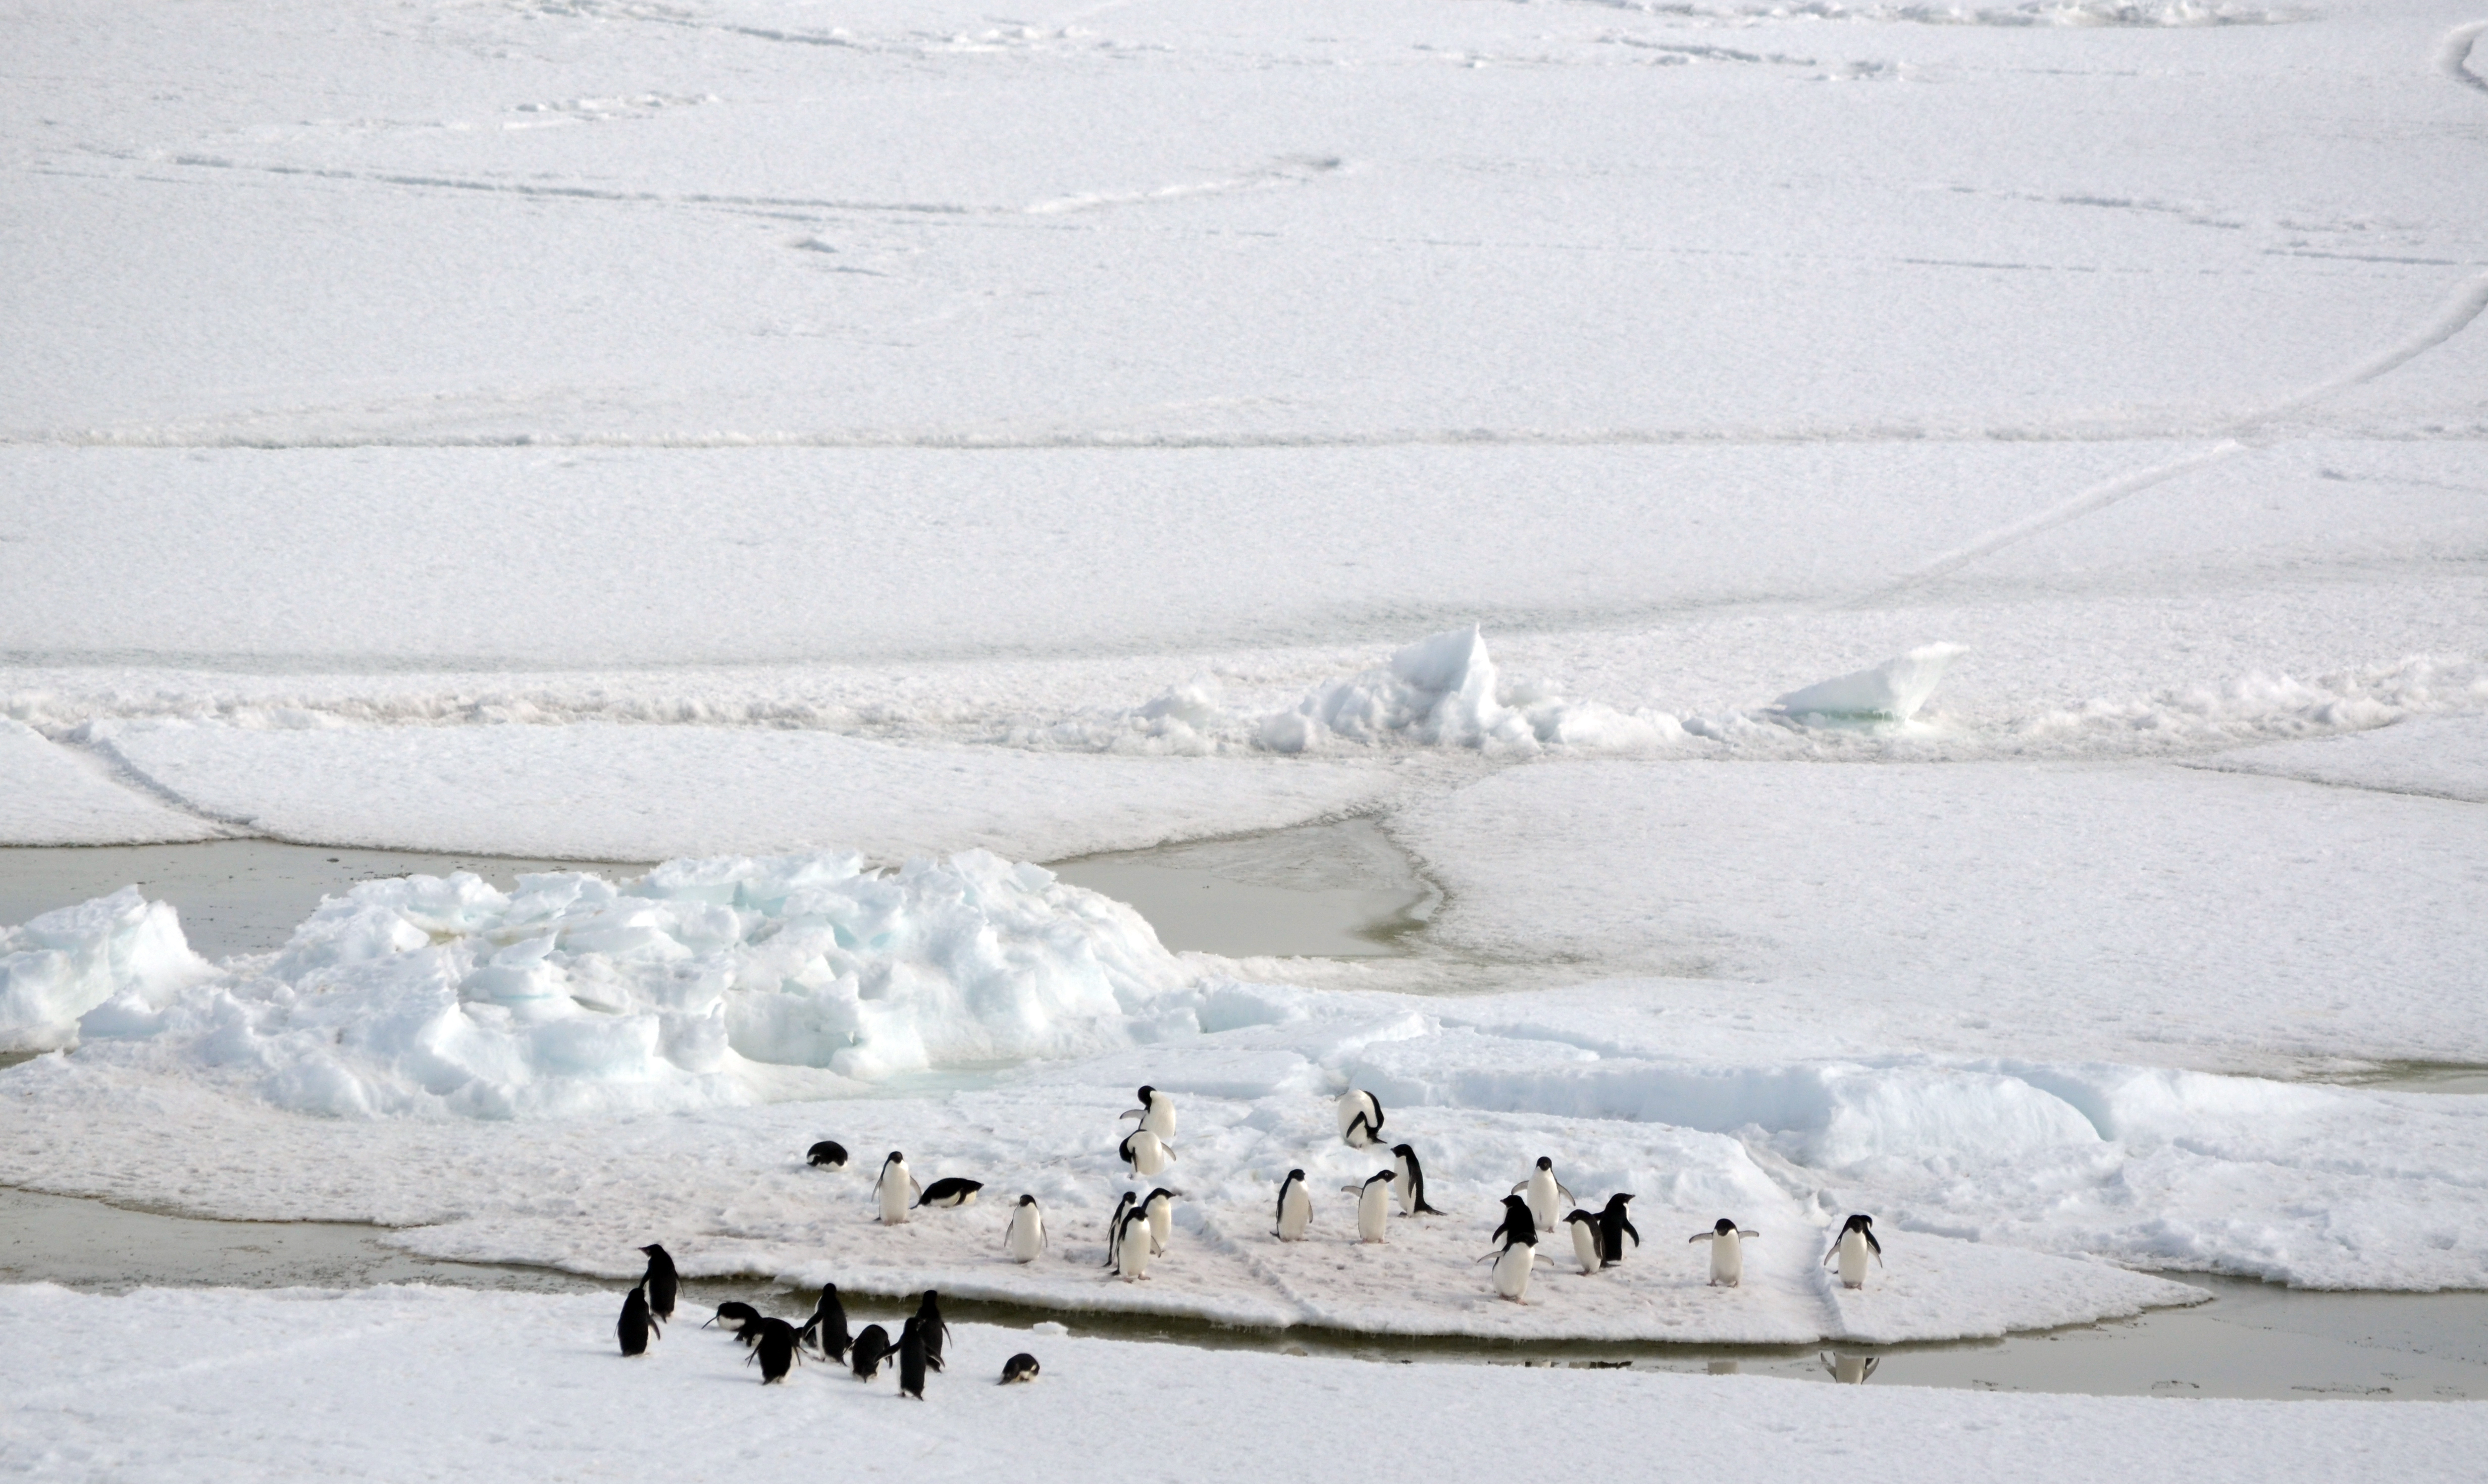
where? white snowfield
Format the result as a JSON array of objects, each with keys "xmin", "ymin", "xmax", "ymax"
[{"xmin": 9, "ymin": 1289, "xmax": 2485, "ymax": 1484}]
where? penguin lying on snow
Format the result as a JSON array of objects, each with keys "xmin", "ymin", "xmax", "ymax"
[
  {"xmin": 1273, "ymin": 1169, "xmax": 1312, "ymax": 1241},
  {"xmin": 1390, "ymin": 1144, "xmax": 1444, "ymax": 1216},
  {"xmin": 617, "ymin": 1283, "xmax": 658, "ymax": 1357},
  {"xmin": 637, "ymin": 1244, "xmax": 679, "ymax": 1323},
  {"xmin": 1118, "ymin": 1128, "xmax": 1176, "ymax": 1179},
  {"xmin": 1690, "ymin": 1219, "xmax": 1760, "ymax": 1287},
  {"xmin": 1342, "ymin": 1170, "xmax": 1393, "ymax": 1243},
  {"xmin": 875, "ymin": 1152, "xmax": 921, "ymax": 1225},
  {"xmin": 1005, "ymin": 1194, "xmax": 1048, "ymax": 1262},
  {"xmin": 916, "ymin": 1177, "xmax": 984, "ymax": 1209},
  {"xmin": 1121, "ymin": 1084, "xmax": 1177, "ymax": 1142},
  {"xmin": 1336, "ymin": 1089, "xmax": 1385, "ymax": 1148},
  {"xmin": 807, "ymin": 1140, "xmax": 848, "ymax": 1170},
  {"xmin": 1824, "ymin": 1213, "xmax": 1883, "ymax": 1290},
  {"xmin": 850, "ymin": 1323, "xmax": 893, "ymax": 1382},
  {"xmin": 703, "ymin": 1301, "xmax": 761, "ymax": 1333},
  {"xmin": 802, "ymin": 1284, "xmax": 851, "ymax": 1362},
  {"xmin": 1000, "ymin": 1352, "xmax": 1042, "ymax": 1385}
]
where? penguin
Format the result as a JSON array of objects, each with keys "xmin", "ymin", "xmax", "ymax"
[
  {"xmin": 1117, "ymin": 1128, "xmax": 1175, "ymax": 1179},
  {"xmin": 1484, "ymin": 1196, "xmax": 1538, "ymax": 1304},
  {"xmin": 1000, "ymin": 1352, "xmax": 1042, "ymax": 1385},
  {"xmin": 1273, "ymin": 1169, "xmax": 1313, "ymax": 1242},
  {"xmin": 1825, "ymin": 1213, "xmax": 1883, "ymax": 1290},
  {"xmin": 1689, "ymin": 1218, "xmax": 1760, "ymax": 1288},
  {"xmin": 703, "ymin": 1300, "xmax": 761, "ymax": 1332},
  {"xmin": 875, "ymin": 1151, "xmax": 920, "ymax": 1225},
  {"xmin": 897, "ymin": 1315, "xmax": 928, "ymax": 1400},
  {"xmin": 1120, "ymin": 1084, "xmax": 1177, "ymax": 1142},
  {"xmin": 1562, "ymin": 1208, "xmax": 1603, "ymax": 1276},
  {"xmin": 617, "ymin": 1283, "xmax": 657, "ymax": 1357},
  {"xmin": 916, "ymin": 1177, "xmax": 984, "ymax": 1209},
  {"xmin": 1342, "ymin": 1170, "xmax": 1394, "ymax": 1244},
  {"xmin": 1510, "ymin": 1157, "xmax": 1574, "ymax": 1234},
  {"xmin": 807, "ymin": 1140, "xmax": 849, "ymax": 1170},
  {"xmin": 1005, "ymin": 1194, "xmax": 1048, "ymax": 1262},
  {"xmin": 914, "ymin": 1291, "xmax": 950, "ymax": 1373},
  {"xmin": 732, "ymin": 1313, "xmax": 772, "ymax": 1350},
  {"xmin": 1822, "ymin": 1351, "xmax": 1879, "ymax": 1384},
  {"xmin": 1115, "ymin": 1205, "xmax": 1156, "ymax": 1282},
  {"xmin": 1142, "ymin": 1188, "xmax": 1176, "ymax": 1256},
  {"xmin": 1102, "ymin": 1190, "xmax": 1137, "ymax": 1269},
  {"xmin": 850, "ymin": 1323, "xmax": 892, "ymax": 1382},
  {"xmin": 802, "ymin": 1283, "xmax": 851, "ymax": 1362},
  {"xmin": 746, "ymin": 1318, "xmax": 800, "ymax": 1384},
  {"xmin": 636, "ymin": 1243, "xmax": 678, "ymax": 1323},
  {"xmin": 1336, "ymin": 1089, "xmax": 1385, "ymax": 1148},
  {"xmin": 1488, "ymin": 1193, "xmax": 1537, "ymax": 1251},
  {"xmin": 1596, "ymin": 1193, "xmax": 1640, "ymax": 1266},
  {"xmin": 1389, "ymin": 1144, "xmax": 1444, "ymax": 1216}
]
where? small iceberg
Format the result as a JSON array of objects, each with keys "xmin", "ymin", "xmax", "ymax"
[{"xmin": 1774, "ymin": 643, "xmax": 1966, "ymax": 722}]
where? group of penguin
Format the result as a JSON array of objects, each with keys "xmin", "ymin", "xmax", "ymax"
[{"xmin": 616, "ymin": 1240, "xmax": 1041, "ymax": 1396}]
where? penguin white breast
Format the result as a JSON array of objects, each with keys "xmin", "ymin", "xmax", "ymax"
[{"xmin": 1571, "ymin": 1222, "xmax": 1601, "ymax": 1274}]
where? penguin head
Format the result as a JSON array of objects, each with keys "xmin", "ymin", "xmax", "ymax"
[
  {"xmin": 1565, "ymin": 1209, "xmax": 1597, "ymax": 1226},
  {"xmin": 1501, "ymin": 1194, "xmax": 1531, "ymax": 1211},
  {"xmin": 1714, "ymin": 1217, "xmax": 1738, "ymax": 1236},
  {"xmin": 885, "ymin": 1150, "xmax": 905, "ymax": 1166},
  {"xmin": 1017, "ymin": 1193, "xmax": 1038, "ymax": 1207},
  {"xmin": 1144, "ymin": 1187, "xmax": 1175, "ymax": 1207},
  {"xmin": 1136, "ymin": 1084, "xmax": 1156, "ymax": 1104},
  {"xmin": 1284, "ymin": 1168, "xmax": 1305, "ymax": 1185},
  {"xmin": 1844, "ymin": 1213, "xmax": 1874, "ymax": 1234},
  {"xmin": 1391, "ymin": 1143, "xmax": 1416, "ymax": 1159},
  {"xmin": 638, "ymin": 1243, "xmax": 667, "ymax": 1258},
  {"xmin": 1605, "ymin": 1193, "xmax": 1636, "ymax": 1211},
  {"xmin": 1368, "ymin": 1170, "xmax": 1395, "ymax": 1185},
  {"xmin": 1534, "ymin": 1156, "xmax": 1553, "ymax": 1172}
]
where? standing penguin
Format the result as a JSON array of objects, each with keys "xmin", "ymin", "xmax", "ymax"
[
  {"xmin": 1102, "ymin": 1190, "xmax": 1138, "ymax": 1269},
  {"xmin": 1115, "ymin": 1205, "xmax": 1156, "ymax": 1282},
  {"xmin": 1489, "ymin": 1193, "xmax": 1536, "ymax": 1250},
  {"xmin": 1336, "ymin": 1089, "xmax": 1385, "ymax": 1148},
  {"xmin": 1825, "ymin": 1213, "xmax": 1883, "ymax": 1290},
  {"xmin": 1595, "ymin": 1194, "xmax": 1640, "ymax": 1266},
  {"xmin": 637, "ymin": 1244, "xmax": 679, "ymax": 1323},
  {"xmin": 1000, "ymin": 1352, "xmax": 1042, "ymax": 1385},
  {"xmin": 916, "ymin": 1177, "xmax": 984, "ymax": 1209},
  {"xmin": 747, "ymin": 1318, "xmax": 800, "ymax": 1385},
  {"xmin": 914, "ymin": 1291, "xmax": 951, "ymax": 1373},
  {"xmin": 1690, "ymin": 1218, "xmax": 1760, "ymax": 1287},
  {"xmin": 897, "ymin": 1315, "xmax": 928, "ymax": 1400},
  {"xmin": 1005, "ymin": 1194, "xmax": 1048, "ymax": 1262},
  {"xmin": 1511, "ymin": 1157, "xmax": 1575, "ymax": 1234},
  {"xmin": 806, "ymin": 1140, "xmax": 849, "ymax": 1170},
  {"xmin": 1562, "ymin": 1209, "xmax": 1603, "ymax": 1276},
  {"xmin": 850, "ymin": 1323, "xmax": 892, "ymax": 1382},
  {"xmin": 1342, "ymin": 1170, "xmax": 1394, "ymax": 1244},
  {"xmin": 1117, "ymin": 1128, "xmax": 1176, "ymax": 1179},
  {"xmin": 1141, "ymin": 1188, "xmax": 1176, "ymax": 1256},
  {"xmin": 1273, "ymin": 1169, "xmax": 1313, "ymax": 1241},
  {"xmin": 1121, "ymin": 1085, "xmax": 1178, "ymax": 1142},
  {"xmin": 1389, "ymin": 1144, "xmax": 1445, "ymax": 1216},
  {"xmin": 802, "ymin": 1283, "xmax": 852, "ymax": 1362},
  {"xmin": 1485, "ymin": 1196, "xmax": 1538, "ymax": 1303},
  {"xmin": 875, "ymin": 1152, "xmax": 921, "ymax": 1225},
  {"xmin": 617, "ymin": 1283, "xmax": 658, "ymax": 1357}
]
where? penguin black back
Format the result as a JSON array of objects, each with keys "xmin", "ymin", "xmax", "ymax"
[
  {"xmin": 850, "ymin": 1323, "xmax": 891, "ymax": 1381},
  {"xmin": 898, "ymin": 1315, "xmax": 928, "ymax": 1399},
  {"xmin": 1391, "ymin": 1143, "xmax": 1444, "ymax": 1215},
  {"xmin": 916, "ymin": 1177, "xmax": 984, "ymax": 1209},
  {"xmin": 617, "ymin": 1283, "xmax": 656, "ymax": 1357},
  {"xmin": 1000, "ymin": 1352, "xmax": 1041, "ymax": 1385},
  {"xmin": 804, "ymin": 1283, "xmax": 851, "ymax": 1361},
  {"xmin": 1597, "ymin": 1193, "xmax": 1640, "ymax": 1263},
  {"xmin": 914, "ymin": 1290, "xmax": 950, "ymax": 1372},
  {"xmin": 1103, "ymin": 1190, "xmax": 1136, "ymax": 1268},
  {"xmin": 637, "ymin": 1243, "xmax": 678, "ymax": 1322},
  {"xmin": 747, "ymin": 1318, "xmax": 799, "ymax": 1384},
  {"xmin": 807, "ymin": 1140, "xmax": 849, "ymax": 1170},
  {"xmin": 1491, "ymin": 1194, "xmax": 1538, "ymax": 1250},
  {"xmin": 704, "ymin": 1300, "xmax": 761, "ymax": 1332}
]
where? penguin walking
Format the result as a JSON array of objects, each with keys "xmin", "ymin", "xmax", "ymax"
[
  {"xmin": 897, "ymin": 1315, "xmax": 928, "ymax": 1400},
  {"xmin": 807, "ymin": 1140, "xmax": 849, "ymax": 1170},
  {"xmin": 636, "ymin": 1243, "xmax": 678, "ymax": 1324},
  {"xmin": 1562, "ymin": 1209, "xmax": 1603, "ymax": 1276},
  {"xmin": 704, "ymin": 1300, "xmax": 761, "ymax": 1333},
  {"xmin": 850, "ymin": 1323, "xmax": 893, "ymax": 1382},
  {"xmin": 802, "ymin": 1283, "xmax": 851, "ymax": 1362},
  {"xmin": 747, "ymin": 1318, "xmax": 801, "ymax": 1384},
  {"xmin": 1142, "ymin": 1188, "xmax": 1176, "ymax": 1256},
  {"xmin": 1115, "ymin": 1205, "xmax": 1156, "ymax": 1282},
  {"xmin": 1273, "ymin": 1169, "xmax": 1313, "ymax": 1241},
  {"xmin": 914, "ymin": 1291, "xmax": 951, "ymax": 1373},
  {"xmin": 1825, "ymin": 1213, "xmax": 1883, "ymax": 1290},
  {"xmin": 1103, "ymin": 1190, "xmax": 1138, "ymax": 1269},
  {"xmin": 1000, "ymin": 1352, "xmax": 1041, "ymax": 1385},
  {"xmin": 1485, "ymin": 1195, "xmax": 1538, "ymax": 1303},
  {"xmin": 1511, "ymin": 1157, "xmax": 1574, "ymax": 1234},
  {"xmin": 1336, "ymin": 1089, "xmax": 1385, "ymax": 1148},
  {"xmin": 1117, "ymin": 1128, "xmax": 1176, "ymax": 1179},
  {"xmin": 1342, "ymin": 1170, "xmax": 1394, "ymax": 1244},
  {"xmin": 1690, "ymin": 1219, "xmax": 1760, "ymax": 1287},
  {"xmin": 875, "ymin": 1151, "xmax": 921, "ymax": 1225},
  {"xmin": 916, "ymin": 1177, "xmax": 984, "ymax": 1209},
  {"xmin": 1005, "ymin": 1194, "xmax": 1048, "ymax": 1262},
  {"xmin": 1121, "ymin": 1085, "xmax": 1177, "ymax": 1143},
  {"xmin": 617, "ymin": 1283, "xmax": 658, "ymax": 1357},
  {"xmin": 1595, "ymin": 1194, "xmax": 1640, "ymax": 1266},
  {"xmin": 1389, "ymin": 1144, "xmax": 1444, "ymax": 1216}
]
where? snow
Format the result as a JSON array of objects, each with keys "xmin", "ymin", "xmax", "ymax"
[
  {"xmin": 0, "ymin": 887, "xmax": 217, "ymax": 1053},
  {"xmin": 2191, "ymin": 713, "xmax": 2488, "ymax": 803},
  {"xmin": 0, "ymin": 721, "xmax": 219, "ymax": 846}
]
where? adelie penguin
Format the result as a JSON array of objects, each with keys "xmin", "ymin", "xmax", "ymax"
[
  {"xmin": 617, "ymin": 1283, "xmax": 659, "ymax": 1357},
  {"xmin": 1335, "ymin": 1089, "xmax": 1385, "ymax": 1148},
  {"xmin": 1005, "ymin": 1194, "xmax": 1048, "ymax": 1263},
  {"xmin": 1117, "ymin": 1127, "xmax": 1175, "ymax": 1179},
  {"xmin": 1102, "ymin": 1190, "xmax": 1138, "ymax": 1269},
  {"xmin": 745, "ymin": 1318, "xmax": 801, "ymax": 1385},
  {"xmin": 916, "ymin": 1177, "xmax": 984, "ymax": 1210},
  {"xmin": 897, "ymin": 1315, "xmax": 929, "ymax": 1400},
  {"xmin": 1824, "ymin": 1213, "xmax": 1883, "ymax": 1290},
  {"xmin": 703, "ymin": 1300, "xmax": 762, "ymax": 1333},
  {"xmin": 850, "ymin": 1323, "xmax": 893, "ymax": 1382},
  {"xmin": 1562, "ymin": 1208, "xmax": 1603, "ymax": 1276},
  {"xmin": 1341, "ymin": 1170, "xmax": 1394, "ymax": 1244},
  {"xmin": 1141, "ymin": 1188, "xmax": 1177, "ymax": 1256},
  {"xmin": 914, "ymin": 1291, "xmax": 951, "ymax": 1373},
  {"xmin": 1485, "ymin": 1195, "xmax": 1538, "ymax": 1304},
  {"xmin": 1000, "ymin": 1352, "xmax": 1042, "ymax": 1385},
  {"xmin": 1596, "ymin": 1193, "xmax": 1640, "ymax": 1267},
  {"xmin": 806, "ymin": 1140, "xmax": 848, "ymax": 1171},
  {"xmin": 1115, "ymin": 1204, "xmax": 1156, "ymax": 1282},
  {"xmin": 1120, "ymin": 1084, "xmax": 1177, "ymax": 1142},
  {"xmin": 636, "ymin": 1243, "xmax": 678, "ymax": 1323},
  {"xmin": 1389, "ymin": 1144, "xmax": 1443, "ymax": 1216},
  {"xmin": 1273, "ymin": 1169, "xmax": 1313, "ymax": 1242},
  {"xmin": 875, "ymin": 1151, "xmax": 921, "ymax": 1225},
  {"xmin": 1511, "ymin": 1158, "xmax": 1575, "ymax": 1235},
  {"xmin": 802, "ymin": 1283, "xmax": 851, "ymax": 1362},
  {"xmin": 1689, "ymin": 1218, "xmax": 1761, "ymax": 1288}
]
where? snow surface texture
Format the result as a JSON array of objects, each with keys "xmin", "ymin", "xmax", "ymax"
[
  {"xmin": 10, "ymin": 1290, "xmax": 2486, "ymax": 1484},
  {"xmin": 0, "ymin": 721, "xmax": 219, "ymax": 846},
  {"xmin": 2191, "ymin": 712, "xmax": 2488, "ymax": 803}
]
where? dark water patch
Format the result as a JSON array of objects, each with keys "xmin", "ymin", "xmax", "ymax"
[{"xmin": 1049, "ymin": 818, "xmax": 1434, "ymax": 959}]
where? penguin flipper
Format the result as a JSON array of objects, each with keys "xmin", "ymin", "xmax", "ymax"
[
  {"xmin": 1622, "ymin": 1220, "xmax": 1640, "ymax": 1248},
  {"xmin": 1510, "ymin": 1180, "xmax": 1529, "ymax": 1196},
  {"xmin": 1558, "ymin": 1182, "xmax": 1576, "ymax": 1204},
  {"xmin": 1688, "ymin": 1232, "xmax": 1714, "ymax": 1243},
  {"xmin": 1865, "ymin": 1230, "xmax": 1884, "ymax": 1256}
]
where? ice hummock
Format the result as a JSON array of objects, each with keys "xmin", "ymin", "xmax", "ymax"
[
  {"xmin": 1257, "ymin": 625, "xmax": 1683, "ymax": 756},
  {"xmin": 0, "ymin": 886, "xmax": 217, "ymax": 1052},
  {"xmin": 1773, "ymin": 643, "xmax": 1967, "ymax": 723}
]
